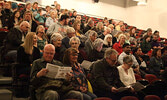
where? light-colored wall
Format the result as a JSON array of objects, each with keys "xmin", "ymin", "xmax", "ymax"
[{"xmin": 41, "ymin": 0, "xmax": 167, "ymax": 37}]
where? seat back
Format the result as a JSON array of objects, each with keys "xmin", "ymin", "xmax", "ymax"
[
  {"xmin": 121, "ymin": 96, "xmax": 139, "ymax": 100},
  {"xmin": 144, "ymin": 95, "xmax": 161, "ymax": 100}
]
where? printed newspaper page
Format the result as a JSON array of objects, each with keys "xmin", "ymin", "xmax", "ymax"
[{"xmin": 45, "ymin": 63, "xmax": 72, "ymax": 79}]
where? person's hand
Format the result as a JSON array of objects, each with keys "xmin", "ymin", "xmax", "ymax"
[
  {"xmin": 111, "ymin": 87, "xmax": 118, "ymax": 93},
  {"xmin": 36, "ymin": 68, "xmax": 48, "ymax": 78},
  {"xmin": 129, "ymin": 87, "xmax": 135, "ymax": 93},
  {"xmin": 65, "ymin": 72, "xmax": 72, "ymax": 81},
  {"xmin": 80, "ymin": 87, "xmax": 87, "ymax": 93},
  {"xmin": 160, "ymin": 70, "xmax": 164, "ymax": 73}
]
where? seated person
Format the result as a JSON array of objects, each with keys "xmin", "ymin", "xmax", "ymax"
[
  {"xmin": 30, "ymin": 44, "xmax": 83, "ymax": 100},
  {"xmin": 63, "ymin": 48, "xmax": 97, "ymax": 100},
  {"xmin": 17, "ymin": 32, "xmax": 40, "ymax": 76},
  {"xmin": 90, "ymin": 48, "xmax": 134, "ymax": 100}
]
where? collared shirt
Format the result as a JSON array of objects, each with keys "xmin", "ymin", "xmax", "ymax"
[{"xmin": 118, "ymin": 52, "xmax": 139, "ymax": 66}]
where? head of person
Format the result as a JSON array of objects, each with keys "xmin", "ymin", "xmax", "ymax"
[
  {"xmin": 20, "ymin": 21, "xmax": 30, "ymax": 33},
  {"xmin": 50, "ymin": 11, "xmax": 56, "ymax": 19},
  {"xmin": 146, "ymin": 28, "xmax": 152, "ymax": 36},
  {"xmin": 89, "ymin": 30, "xmax": 97, "ymax": 42},
  {"xmin": 103, "ymin": 27, "xmax": 111, "ymax": 35},
  {"xmin": 59, "ymin": 14, "xmax": 69, "ymax": 25},
  {"xmin": 88, "ymin": 19, "xmax": 94, "ymax": 27},
  {"xmin": 123, "ymin": 43, "xmax": 131, "ymax": 54},
  {"xmin": 11, "ymin": 2, "xmax": 18, "ymax": 11},
  {"xmin": 120, "ymin": 25, "xmax": 126, "ymax": 32},
  {"xmin": 152, "ymin": 34, "xmax": 158, "ymax": 42},
  {"xmin": 123, "ymin": 55, "xmax": 133, "ymax": 70},
  {"xmin": 54, "ymin": 1, "xmax": 57, "ymax": 6},
  {"xmin": 13, "ymin": 10, "xmax": 20, "ymax": 18},
  {"xmin": 96, "ymin": 22, "xmax": 104, "ymax": 31},
  {"xmin": 32, "ymin": 2, "xmax": 38, "ymax": 9},
  {"xmin": 72, "ymin": 10, "xmax": 77, "ymax": 17},
  {"xmin": 153, "ymin": 30, "xmax": 160, "ymax": 37},
  {"xmin": 108, "ymin": 24, "xmax": 114, "ymax": 31},
  {"xmin": 104, "ymin": 34, "xmax": 112, "ymax": 46},
  {"xmin": 93, "ymin": 38, "xmax": 103, "ymax": 52},
  {"xmin": 23, "ymin": 11, "xmax": 32, "ymax": 21},
  {"xmin": 152, "ymin": 48, "xmax": 161, "ymax": 58},
  {"xmin": 117, "ymin": 34, "xmax": 126, "ymax": 43},
  {"xmin": 50, "ymin": 33, "xmax": 63, "ymax": 48},
  {"xmin": 63, "ymin": 47, "xmax": 78, "ymax": 66},
  {"xmin": 66, "ymin": 27, "xmax": 76, "ymax": 38},
  {"xmin": 105, "ymin": 48, "xmax": 118, "ymax": 67},
  {"xmin": 69, "ymin": 36, "xmax": 80, "ymax": 49},
  {"xmin": 22, "ymin": 32, "xmax": 37, "ymax": 54},
  {"xmin": 143, "ymin": 35, "xmax": 151, "ymax": 42},
  {"xmin": 130, "ymin": 27, "xmax": 136, "ymax": 34},
  {"xmin": 43, "ymin": 44, "xmax": 55, "ymax": 62},
  {"xmin": 45, "ymin": 6, "xmax": 50, "ymax": 12},
  {"xmin": 56, "ymin": 4, "xmax": 60, "ymax": 10},
  {"xmin": 25, "ymin": 2, "xmax": 31, "ymax": 10},
  {"xmin": 73, "ymin": 20, "xmax": 81, "ymax": 31},
  {"xmin": 133, "ymin": 47, "xmax": 142, "ymax": 56},
  {"xmin": 4, "ymin": 1, "xmax": 11, "ymax": 9},
  {"xmin": 75, "ymin": 15, "xmax": 81, "ymax": 21},
  {"xmin": 162, "ymin": 47, "xmax": 167, "ymax": 56}
]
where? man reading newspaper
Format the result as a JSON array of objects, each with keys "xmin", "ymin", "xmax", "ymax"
[{"xmin": 30, "ymin": 44, "xmax": 83, "ymax": 100}]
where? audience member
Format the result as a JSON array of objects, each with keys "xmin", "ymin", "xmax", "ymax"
[
  {"xmin": 113, "ymin": 34, "xmax": 126, "ymax": 55},
  {"xmin": 103, "ymin": 34, "xmax": 113, "ymax": 49},
  {"xmin": 5, "ymin": 21, "xmax": 30, "ymax": 50},
  {"xmin": 35, "ymin": 8, "xmax": 46, "ymax": 25},
  {"xmin": 162, "ymin": 47, "xmax": 167, "ymax": 69},
  {"xmin": 17, "ymin": 32, "xmax": 40, "ymax": 76},
  {"xmin": 20, "ymin": 2, "xmax": 31, "ymax": 18},
  {"xmin": 99, "ymin": 27, "xmax": 111, "ymax": 40},
  {"xmin": 63, "ymin": 48, "xmax": 97, "ymax": 100},
  {"xmin": 90, "ymin": 48, "xmax": 133, "ymax": 100},
  {"xmin": 73, "ymin": 20, "xmax": 83, "ymax": 37},
  {"xmin": 30, "ymin": 44, "xmax": 83, "ymax": 100},
  {"xmin": 149, "ymin": 48, "xmax": 164, "ymax": 77},
  {"xmin": 36, "ymin": 25, "xmax": 48, "ymax": 54},
  {"xmin": 50, "ymin": 33, "xmax": 66, "ymax": 62},
  {"xmin": 140, "ymin": 35, "xmax": 152, "ymax": 54},
  {"xmin": 151, "ymin": 34, "xmax": 162, "ymax": 49},
  {"xmin": 45, "ymin": 11, "xmax": 57, "ymax": 27},
  {"xmin": 83, "ymin": 19, "xmax": 94, "ymax": 34},
  {"xmin": 62, "ymin": 27, "xmax": 76, "ymax": 49},
  {"xmin": 47, "ymin": 14, "xmax": 69, "ymax": 37},
  {"xmin": 23, "ymin": 10, "xmax": 38, "ymax": 32},
  {"xmin": 95, "ymin": 22, "xmax": 104, "ymax": 35},
  {"xmin": 89, "ymin": 38, "xmax": 104, "ymax": 62}
]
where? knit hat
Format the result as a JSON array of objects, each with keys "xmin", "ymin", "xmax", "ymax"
[{"xmin": 12, "ymin": 3, "xmax": 18, "ymax": 9}]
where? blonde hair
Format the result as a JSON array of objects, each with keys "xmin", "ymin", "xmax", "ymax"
[
  {"xmin": 103, "ymin": 34, "xmax": 112, "ymax": 46},
  {"xmin": 21, "ymin": 32, "xmax": 36, "ymax": 54}
]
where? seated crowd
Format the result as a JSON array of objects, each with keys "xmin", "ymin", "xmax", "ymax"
[{"xmin": 0, "ymin": 0, "xmax": 167, "ymax": 100}]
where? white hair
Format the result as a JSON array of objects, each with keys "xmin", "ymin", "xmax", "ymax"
[{"xmin": 103, "ymin": 34, "xmax": 112, "ymax": 46}]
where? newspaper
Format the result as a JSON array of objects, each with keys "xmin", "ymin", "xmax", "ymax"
[
  {"xmin": 45, "ymin": 63, "xmax": 72, "ymax": 79},
  {"xmin": 81, "ymin": 60, "xmax": 93, "ymax": 70}
]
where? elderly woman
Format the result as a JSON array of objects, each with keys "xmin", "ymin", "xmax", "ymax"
[
  {"xmin": 17, "ymin": 32, "xmax": 40, "ymax": 76},
  {"xmin": 113, "ymin": 34, "xmax": 126, "ymax": 55},
  {"xmin": 69, "ymin": 36, "xmax": 87, "ymax": 63},
  {"xmin": 117, "ymin": 55, "xmax": 136, "ymax": 86},
  {"xmin": 63, "ymin": 48, "xmax": 97, "ymax": 100},
  {"xmin": 45, "ymin": 11, "xmax": 57, "ymax": 27},
  {"xmin": 36, "ymin": 25, "xmax": 48, "ymax": 55},
  {"xmin": 89, "ymin": 38, "xmax": 104, "ymax": 62},
  {"xmin": 62, "ymin": 27, "xmax": 76, "ymax": 49},
  {"xmin": 84, "ymin": 30, "xmax": 98, "ymax": 57},
  {"xmin": 95, "ymin": 22, "xmax": 104, "ymax": 35},
  {"xmin": 103, "ymin": 34, "xmax": 113, "ymax": 48},
  {"xmin": 50, "ymin": 33, "xmax": 66, "ymax": 62}
]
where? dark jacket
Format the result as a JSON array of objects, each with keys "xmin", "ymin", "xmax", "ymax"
[{"xmin": 90, "ymin": 58, "xmax": 124, "ymax": 94}]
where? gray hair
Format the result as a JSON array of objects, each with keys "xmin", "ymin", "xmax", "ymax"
[
  {"xmin": 104, "ymin": 48, "xmax": 118, "ymax": 59},
  {"xmin": 50, "ymin": 33, "xmax": 63, "ymax": 43},
  {"xmin": 93, "ymin": 38, "xmax": 103, "ymax": 49},
  {"xmin": 117, "ymin": 33, "xmax": 126, "ymax": 42},
  {"xmin": 104, "ymin": 27, "xmax": 111, "ymax": 32},
  {"xmin": 89, "ymin": 30, "xmax": 98, "ymax": 38},
  {"xmin": 69, "ymin": 36, "xmax": 80, "ymax": 45},
  {"xmin": 123, "ymin": 55, "xmax": 133, "ymax": 64},
  {"xmin": 67, "ymin": 27, "xmax": 75, "ymax": 34},
  {"xmin": 103, "ymin": 34, "xmax": 112, "ymax": 46}
]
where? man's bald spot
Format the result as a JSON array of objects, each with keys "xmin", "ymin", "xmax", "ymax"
[
  {"xmin": 20, "ymin": 21, "xmax": 30, "ymax": 27},
  {"xmin": 44, "ymin": 44, "xmax": 55, "ymax": 52}
]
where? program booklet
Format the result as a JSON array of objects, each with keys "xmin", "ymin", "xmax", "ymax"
[{"xmin": 45, "ymin": 63, "xmax": 72, "ymax": 79}]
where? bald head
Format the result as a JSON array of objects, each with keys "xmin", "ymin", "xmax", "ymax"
[
  {"xmin": 20, "ymin": 21, "xmax": 30, "ymax": 33},
  {"xmin": 43, "ymin": 44, "xmax": 55, "ymax": 62}
]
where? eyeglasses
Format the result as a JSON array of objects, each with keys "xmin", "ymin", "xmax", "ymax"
[
  {"xmin": 70, "ymin": 53, "xmax": 78, "ymax": 56},
  {"xmin": 125, "ymin": 63, "xmax": 133, "ymax": 67},
  {"xmin": 71, "ymin": 42, "xmax": 78, "ymax": 45}
]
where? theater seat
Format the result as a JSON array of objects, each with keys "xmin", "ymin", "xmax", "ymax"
[
  {"xmin": 144, "ymin": 95, "xmax": 161, "ymax": 100},
  {"xmin": 121, "ymin": 96, "xmax": 139, "ymax": 100},
  {"xmin": 165, "ymin": 95, "xmax": 167, "ymax": 100},
  {"xmin": 94, "ymin": 97, "xmax": 112, "ymax": 100},
  {"xmin": 145, "ymin": 74, "xmax": 160, "ymax": 84}
]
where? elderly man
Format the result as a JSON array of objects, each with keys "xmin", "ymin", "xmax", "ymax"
[
  {"xmin": 90, "ymin": 48, "xmax": 134, "ymax": 100},
  {"xmin": 30, "ymin": 44, "xmax": 83, "ymax": 100},
  {"xmin": 47, "ymin": 14, "xmax": 69, "ymax": 37},
  {"xmin": 5, "ymin": 21, "xmax": 30, "ymax": 50}
]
